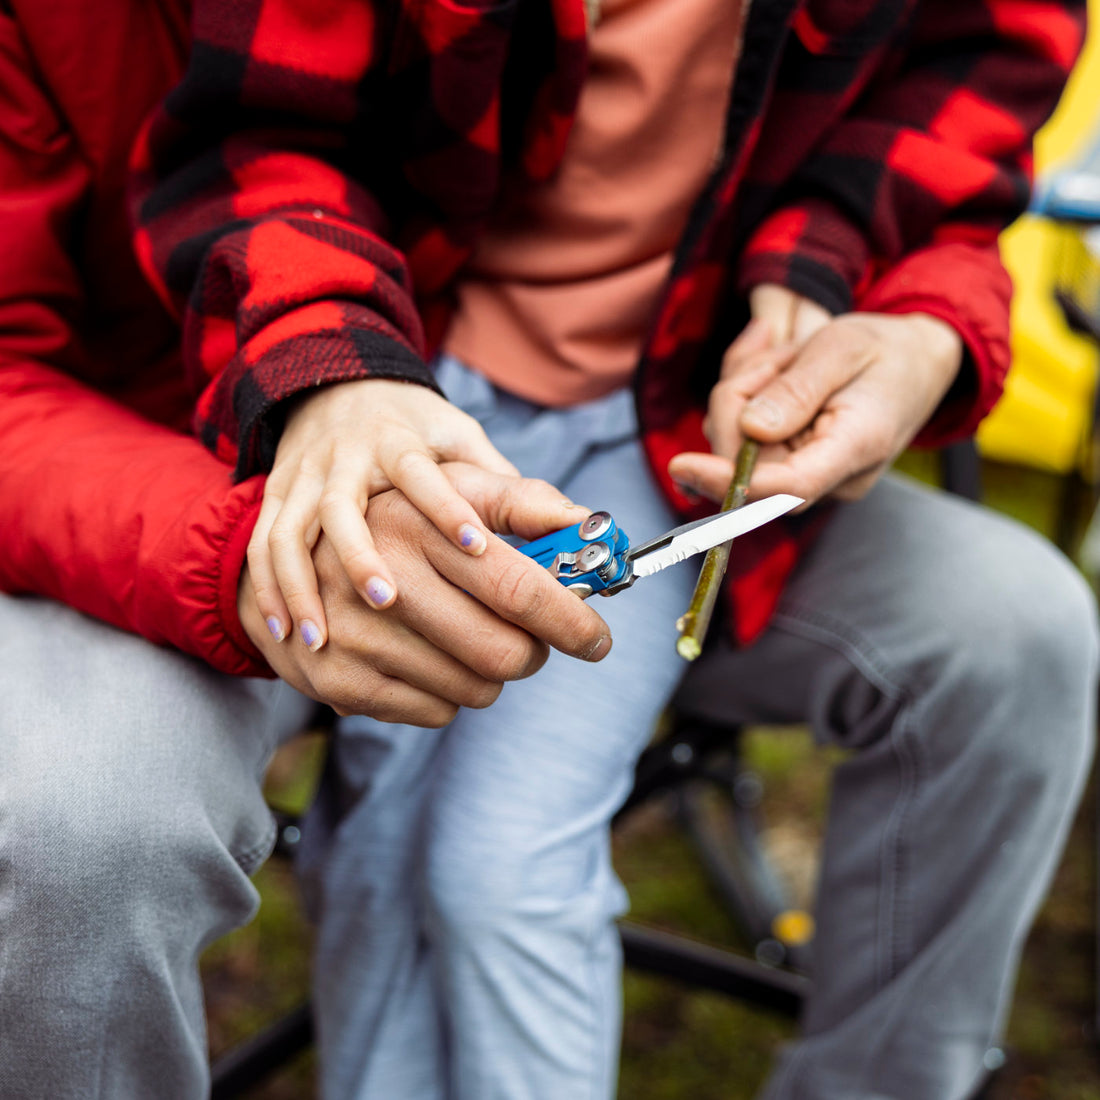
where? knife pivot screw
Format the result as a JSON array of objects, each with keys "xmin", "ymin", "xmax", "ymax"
[
  {"xmin": 578, "ymin": 512, "xmax": 614, "ymax": 541},
  {"xmin": 578, "ymin": 541, "xmax": 613, "ymax": 574}
]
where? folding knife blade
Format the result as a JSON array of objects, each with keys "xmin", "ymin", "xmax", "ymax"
[{"xmin": 628, "ymin": 494, "xmax": 803, "ymax": 579}]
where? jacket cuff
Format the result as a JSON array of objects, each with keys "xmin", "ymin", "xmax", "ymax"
[
  {"xmin": 857, "ymin": 242, "xmax": 1013, "ymax": 446},
  {"xmin": 200, "ymin": 305, "xmax": 442, "ymax": 480},
  {"xmin": 736, "ymin": 200, "xmax": 873, "ymax": 316},
  {"xmin": 132, "ymin": 472, "xmax": 274, "ymax": 678}
]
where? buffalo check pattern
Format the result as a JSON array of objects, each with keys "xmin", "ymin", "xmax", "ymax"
[{"xmin": 131, "ymin": 0, "xmax": 1084, "ymax": 646}]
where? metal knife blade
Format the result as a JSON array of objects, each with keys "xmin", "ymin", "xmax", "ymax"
[{"xmin": 628, "ymin": 494, "xmax": 803, "ymax": 579}]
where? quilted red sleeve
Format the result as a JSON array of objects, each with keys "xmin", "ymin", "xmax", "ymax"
[
  {"xmin": 0, "ymin": 9, "xmax": 268, "ymax": 676},
  {"xmin": 0, "ymin": 366, "xmax": 271, "ymax": 677},
  {"xmin": 129, "ymin": 0, "xmax": 436, "ymax": 480},
  {"xmin": 737, "ymin": 0, "xmax": 1086, "ymax": 314}
]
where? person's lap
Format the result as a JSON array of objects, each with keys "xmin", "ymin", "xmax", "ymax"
[
  {"xmin": 0, "ymin": 594, "xmax": 312, "ymax": 1098},
  {"xmin": 307, "ymin": 352, "xmax": 1098, "ymax": 1099},
  {"xmin": 301, "ymin": 357, "xmax": 698, "ymax": 1099},
  {"xmin": 6, "ymin": 390, "xmax": 1094, "ymax": 1100},
  {"xmin": 680, "ymin": 473, "xmax": 1098, "ymax": 1098}
]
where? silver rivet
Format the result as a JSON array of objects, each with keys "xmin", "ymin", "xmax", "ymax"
[{"xmin": 579, "ymin": 512, "xmax": 613, "ymax": 541}]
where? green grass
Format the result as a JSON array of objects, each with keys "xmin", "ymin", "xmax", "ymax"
[{"xmin": 202, "ymin": 457, "xmax": 1100, "ymax": 1099}]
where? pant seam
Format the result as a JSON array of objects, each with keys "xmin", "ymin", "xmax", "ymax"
[
  {"xmin": 762, "ymin": 604, "xmax": 926, "ymax": 1099},
  {"xmin": 770, "ymin": 604, "xmax": 913, "ymax": 705},
  {"xmin": 233, "ymin": 815, "xmax": 277, "ymax": 877}
]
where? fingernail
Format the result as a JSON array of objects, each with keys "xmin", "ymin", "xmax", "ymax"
[
  {"xmin": 300, "ymin": 619, "xmax": 323, "ymax": 651},
  {"xmin": 266, "ymin": 616, "xmax": 286, "ymax": 643},
  {"xmin": 744, "ymin": 396, "xmax": 781, "ymax": 429},
  {"xmin": 365, "ymin": 577, "xmax": 394, "ymax": 608},
  {"xmin": 671, "ymin": 478, "xmax": 701, "ymax": 503},
  {"xmin": 458, "ymin": 523, "xmax": 487, "ymax": 555},
  {"xmin": 583, "ymin": 634, "xmax": 612, "ymax": 662}
]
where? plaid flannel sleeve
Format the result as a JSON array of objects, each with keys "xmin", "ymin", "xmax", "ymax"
[
  {"xmin": 129, "ymin": 0, "xmax": 435, "ymax": 481},
  {"xmin": 737, "ymin": 0, "xmax": 1087, "ymax": 312}
]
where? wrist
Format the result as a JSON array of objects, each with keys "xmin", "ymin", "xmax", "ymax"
[{"xmin": 909, "ymin": 312, "xmax": 964, "ymax": 366}]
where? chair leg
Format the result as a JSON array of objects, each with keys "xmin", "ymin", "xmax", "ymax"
[{"xmin": 209, "ymin": 1003, "xmax": 313, "ymax": 1099}]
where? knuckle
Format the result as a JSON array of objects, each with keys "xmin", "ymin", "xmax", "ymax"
[
  {"xmin": 317, "ymin": 488, "xmax": 352, "ymax": 518},
  {"xmin": 773, "ymin": 371, "xmax": 819, "ymax": 413},
  {"xmin": 390, "ymin": 447, "xmax": 428, "ymax": 482},
  {"xmin": 340, "ymin": 547, "xmax": 379, "ymax": 592},
  {"xmin": 479, "ymin": 632, "xmax": 544, "ymax": 682},
  {"xmin": 422, "ymin": 700, "xmax": 461, "ymax": 728},
  {"xmin": 309, "ymin": 667, "xmax": 350, "ymax": 712},
  {"xmin": 266, "ymin": 520, "xmax": 302, "ymax": 555},
  {"xmin": 491, "ymin": 558, "xmax": 547, "ymax": 622},
  {"xmin": 464, "ymin": 679, "xmax": 503, "ymax": 710}
]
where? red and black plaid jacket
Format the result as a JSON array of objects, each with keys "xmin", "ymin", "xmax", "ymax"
[{"xmin": 131, "ymin": 0, "xmax": 1085, "ymax": 646}]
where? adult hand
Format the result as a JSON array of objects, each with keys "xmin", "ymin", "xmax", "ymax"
[
  {"xmin": 249, "ymin": 378, "xmax": 519, "ymax": 650},
  {"xmin": 238, "ymin": 464, "xmax": 613, "ymax": 727},
  {"xmin": 668, "ymin": 284, "xmax": 963, "ymax": 506}
]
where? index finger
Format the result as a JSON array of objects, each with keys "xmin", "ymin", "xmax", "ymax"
[{"xmin": 431, "ymin": 533, "xmax": 612, "ymax": 663}]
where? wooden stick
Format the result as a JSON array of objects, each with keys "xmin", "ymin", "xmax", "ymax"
[{"xmin": 675, "ymin": 440, "xmax": 759, "ymax": 661}]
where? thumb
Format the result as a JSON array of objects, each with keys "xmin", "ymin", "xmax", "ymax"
[
  {"xmin": 748, "ymin": 283, "xmax": 802, "ymax": 343},
  {"xmin": 442, "ymin": 463, "xmax": 588, "ymax": 540}
]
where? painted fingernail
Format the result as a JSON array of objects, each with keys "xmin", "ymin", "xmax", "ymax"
[
  {"xmin": 300, "ymin": 619, "xmax": 323, "ymax": 651},
  {"xmin": 365, "ymin": 577, "xmax": 394, "ymax": 608},
  {"xmin": 744, "ymin": 396, "xmax": 781, "ymax": 429},
  {"xmin": 583, "ymin": 634, "xmax": 612, "ymax": 662},
  {"xmin": 458, "ymin": 523, "xmax": 487, "ymax": 555},
  {"xmin": 266, "ymin": 616, "xmax": 286, "ymax": 643}
]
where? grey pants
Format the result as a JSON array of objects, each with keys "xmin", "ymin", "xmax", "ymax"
[
  {"xmin": 682, "ymin": 475, "xmax": 1098, "ymax": 1098},
  {"xmin": 0, "ymin": 598, "xmax": 313, "ymax": 1099},
  {"xmin": 0, "ymin": 473, "xmax": 1094, "ymax": 1100}
]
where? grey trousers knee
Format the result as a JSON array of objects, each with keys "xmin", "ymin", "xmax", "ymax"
[
  {"xmin": 0, "ymin": 596, "xmax": 312, "ymax": 1100},
  {"xmin": 681, "ymin": 475, "xmax": 1098, "ymax": 1099}
]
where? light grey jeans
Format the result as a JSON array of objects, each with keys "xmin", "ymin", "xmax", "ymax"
[{"xmin": 0, "ymin": 597, "xmax": 313, "ymax": 1099}]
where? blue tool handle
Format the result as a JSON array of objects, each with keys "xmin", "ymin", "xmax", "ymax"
[{"xmin": 518, "ymin": 511, "xmax": 632, "ymax": 597}]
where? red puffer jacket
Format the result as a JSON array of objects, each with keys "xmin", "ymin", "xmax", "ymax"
[
  {"xmin": 0, "ymin": 0, "xmax": 265, "ymax": 675},
  {"xmin": 0, "ymin": 0, "xmax": 1084, "ymax": 674}
]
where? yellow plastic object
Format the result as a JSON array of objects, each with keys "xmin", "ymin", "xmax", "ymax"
[
  {"xmin": 978, "ymin": 219, "xmax": 1099, "ymax": 475},
  {"xmin": 976, "ymin": 1, "xmax": 1100, "ymax": 477}
]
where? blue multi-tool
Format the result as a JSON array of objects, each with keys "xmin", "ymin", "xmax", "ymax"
[{"xmin": 519, "ymin": 494, "xmax": 803, "ymax": 599}]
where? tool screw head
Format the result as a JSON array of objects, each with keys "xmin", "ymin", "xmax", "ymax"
[
  {"xmin": 578, "ymin": 541, "xmax": 612, "ymax": 571},
  {"xmin": 578, "ymin": 512, "xmax": 613, "ymax": 541}
]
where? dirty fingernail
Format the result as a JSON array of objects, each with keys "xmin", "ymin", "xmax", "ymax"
[
  {"xmin": 584, "ymin": 634, "xmax": 612, "ymax": 662},
  {"xmin": 671, "ymin": 478, "xmax": 701, "ymax": 503},
  {"xmin": 365, "ymin": 577, "xmax": 394, "ymax": 608}
]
